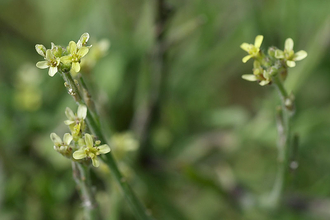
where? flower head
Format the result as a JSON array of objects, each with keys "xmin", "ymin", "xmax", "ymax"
[
  {"xmin": 36, "ymin": 49, "xmax": 60, "ymax": 77},
  {"xmin": 61, "ymin": 34, "xmax": 91, "ymax": 73},
  {"xmin": 64, "ymin": 105, "xmax": 87, "ymax": 140},
  {"xmin": 73, "ymin": 133, "xmax": 110, "ymax": 167},
  {"xmin": 275, "ymin": 38, "xmax": 307, "ymax": 67},
  {"xmin": 242, "ymin": 60, "xmax": 272, "ymax": 86},
  {"xmin": 50, "ymin": 133, "xmax": 73, "ymax": 158},
  {"xmin": 240, "ymin": 35, "xmax": 264, "ymax": 63}
]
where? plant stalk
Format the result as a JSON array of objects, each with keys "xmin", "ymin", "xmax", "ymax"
[
  {"xmin": 72, "ymin": 162, "xmax": 101, "ymax": 220},
  {"xmin": 60, "ymin": 71, "xmax": 152, "ymax": 220},
  {"xmin": 267, "ymin": 75, "xmax": 294, "ymax": 208}
]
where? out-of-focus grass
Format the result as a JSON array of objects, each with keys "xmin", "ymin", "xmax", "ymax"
[{"xmin": 1, "ymin": 0, "xmax": 330, "ymax": 219}]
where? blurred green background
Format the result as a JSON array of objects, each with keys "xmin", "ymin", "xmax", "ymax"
[{"xmin": 1, "ymin": 0, "xmax": 330, "ymax": 219}]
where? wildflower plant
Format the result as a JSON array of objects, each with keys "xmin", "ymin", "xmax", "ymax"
[
  {"xmin": 240, "ymin": 36, "xmax": 307, "ymax": 208},
  {"xmin": 35, "ymin": 33, "xmax": 152, "ymax": 220}
]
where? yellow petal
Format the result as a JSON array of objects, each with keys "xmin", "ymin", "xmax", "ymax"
[
  {"xmin": 63, "ymin": 133, "xmax": 73, "ymax": 145},
  {"xmin": 92, "ymin": 158, "xmax": 100, "ymax": 167},
  {"xmin": 65, "ymin": 107, "xmax": 75, "ymax": 120},
  {"xmin": 50, "ymin": 133, "xmax": 62, "ymax": 145},
  {"xmin": 68, "ymin": 41, "xmax": 77, "ymax": 54},
  {"xmin": 36, "ymin": 61, "xmax": 49, "ymax": 69},
  {"xmin": 98, "ymin": 144, "xmax": 111, "ymax": 154},
  {"xmin": 254, "ymin": 35, "xmax": 263, "ymax": 48},
  {"xmin": 286, "ymin": 60, "xmax": 296, "ymax": 67},
  {"xmin": 294, "ymin": 50, "xmax": 307, "ymax": 61},
  {"xmin": 48, "ymin": 67, "xmax": 58, "ymax": 77},
  {"xmin": 85, "ymin": 134, "xmax": 94, "ymax": 148},
  {"xmin": 73, "ymin": 149, "xmax": 87, "ymax": 159},
  {"xmin": 242, "ymin": 74, "xmax": 257, "ymax": 81},
  {"xmin": 77, "ymin": 47, "xmax": 89, "ymax": 58},
  {"xmin": 240, "ymin": 43, "xmax": 250, "ymax": 52},
  {"xmin": 77, "ymin": 105, "xmax": 87, "ymax": 119},
  {"xmin": 259, "ymin": 80, "xmax": 270, "ymax": 86},
  {"xmin": 285, "ymin": 38, "xmax": 294, "ymax": 51},
  {"xmin": 242, "ymin": 55, "xmax": 252, "ymax": 63},
  {"xmin": 72, "ymin": 62, "xmax": 80, "ymax": 72}
]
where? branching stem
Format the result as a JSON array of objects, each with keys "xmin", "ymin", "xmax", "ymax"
[{"xmin": 60, "ymin": 71, "xmax": 153, "ymax": 220}]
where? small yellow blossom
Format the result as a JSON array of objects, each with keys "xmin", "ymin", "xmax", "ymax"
[
  {"xmin": 240, "ymin": 35, "xmax": 264, "ymax": 63},
  {"xmin": 242, "ymin": 60, "xmax": 271, "ymax": 86},
  {"xmin": 36, "ymin": 49, "xmax": 60, "ymax": 77},
  {"xmin": 73, "ymin": 134, "xmax": 110, "ymax": 167},
  {"xmin": 275, "ymin": 38, "xmax": 307, "ymax": 67},
  {"xmin": 61, "ymin": 39, "xmax": 90, "ymax": 73},
  {"xmin": 50, "ymin": 133, "xmax": 73, "ymax": 158},
  {"xmin": 64, "ymin": 105, "xmax": 87, "ymax": 140}
]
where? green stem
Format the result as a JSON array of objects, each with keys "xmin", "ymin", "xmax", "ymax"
[
  {"xmin": 72, "ymin": 162, "xmax": 101, "ymax": 220},
  {"xmin": 267, "ymin": 75, "xmax": 294, "ymax": 208},
  {"xmin": 78, "ymin": 75, "xmax": 101, "ymax": 127},
  {"xmin": 60, "ymin": 71, "xmax": 152, "ymax": 220}
]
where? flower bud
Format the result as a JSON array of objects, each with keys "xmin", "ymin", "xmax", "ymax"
[{"xmin": 35, "ymin": 44, "xmax": 46, "ymax": 57}]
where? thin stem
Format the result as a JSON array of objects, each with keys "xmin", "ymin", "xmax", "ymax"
[
  {"xmin": 72, "ymin": 162, "xmax": 101, "ymax": 220},
  {"xmin": 267, "ymin": 75, "xmax": 294, "ymax": 208},
  {"xmin": 78, "ymin": 75, "xmax": 100, "ymax": 127},
  {"xmin": 60, "ymin": 71, "xmax": 152, "ymax": 220}
]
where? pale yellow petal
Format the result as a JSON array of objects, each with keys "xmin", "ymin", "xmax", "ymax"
[
  {"xmin": 85, "ymin": 134, "xmax": 94, "ymax": 148},
  {"xmin": 254, "ymin": 35, "xmax": 263, "ymax": 48},
  {"xmin": 45, "ymin": 49, "xmax": 54, "ymax": 60},
  {"xmin": 242, "ymin": 74, "xmax": 257, "ymax": 81},
  {"xmin": 63, "ymin": 133, "xmax": 73, "ymax": 145},
  {"xmin": 242, "ymin": 55, "xmax": 252, "ymax": 63},
  {"xmin": 77, "ymin": 105, "xmax": 87, "ymax": 119},
  {"xmin": 259, "ymin": 80, "xmax": 269, "ymax": 86},
  {"xmin": 286, "ymin": 60, "xmax": 296, "ymax": 67},
  {"xmin": 36, "ymin": 61, "xmax": 49, "ymax": 69},
  {"xmin": 98, "ymin": 144, "xmax": 110, "ymax": 154},
  {"xmin": 64, "ymin": 120, "xmax": 75, "ymax": 125},
  {"xmin": 48, "ymin": 66, "xmax": 58, "ymax": 77},
  {"xmin": 240, "ymin": 43, "xmax": 250, "ymax": 52},
  {"xmin": 285, "ymin": 38, "xmax": 294, "ymax": 51},
  {"xmin": 68, "ymin": 41, "xmax": 77, "ymax": 54},
  {"xmin": 72, "ymin": 62, "xmax": 80, "ymax": 72},
  {"xmin": 73, "ymin": 149, "xmax": 87, "ymax": 159},
  {"xmin": 50, "ymin": 133, "xmax": 62, "ymax": 145},
  {"xmin": 294, "ymin": 50, "xmax": 307, "ymax": 61},
  {"xmin": 65, "ymin": 107, "xmax": 75, "ymax": 120},
  {"xmin": 91, "ymin": 158, "xmax": 100, "ymax": 167},
  {"xmin": 77, "ymin": 47, "xmax": 89, "ymax": 58}
]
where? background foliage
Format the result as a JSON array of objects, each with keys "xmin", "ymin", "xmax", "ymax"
[{"xmin": 1, "ymin": 0, "xmax": 330, "ymax": 219}]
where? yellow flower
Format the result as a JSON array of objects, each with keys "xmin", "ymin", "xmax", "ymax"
[
  {"xmin": 275, "ymin": 38, "xmax": 307, "ymax": 67},
  {"xmin": 61, "ymin": 41, "xmax": 90, "ymax": 73},
  {"xmin": 240, "ymin": 35, "xmax": 264, "ymax": 63},
  {"xmin": 64, "ymin": 105, "xmax": 87, "ymax": 141},
  {"xmin": 242, "ymin": 60, "xmax": 271, "ymax": 86},
  {"xmin": 50, "ymin": 133, "xmax": 73, "ymax": 158},
  {"xmin": 36, "ymin": 49, "xmax": 60, "ymax": 77},
  {"xmin": 73, "ymin": 134, "xmax": 110, "ymax": 167}
]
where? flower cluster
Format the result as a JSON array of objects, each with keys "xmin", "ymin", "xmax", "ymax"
[
  {"xmin": 35, "ymin": 33, "xmax": 91, "ymax": 77},
  {"xmin": 240, "ymin": 35, "xmax": 307, "ymax": 86},
  {"xmin": 50, "ymin": 105, "xmax": 110, "ymax": 167}
]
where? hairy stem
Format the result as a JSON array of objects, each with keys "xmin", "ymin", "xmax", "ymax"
[{"xmin": 60, "ymin": 71, "xmax": 152, "ymax": 220}]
